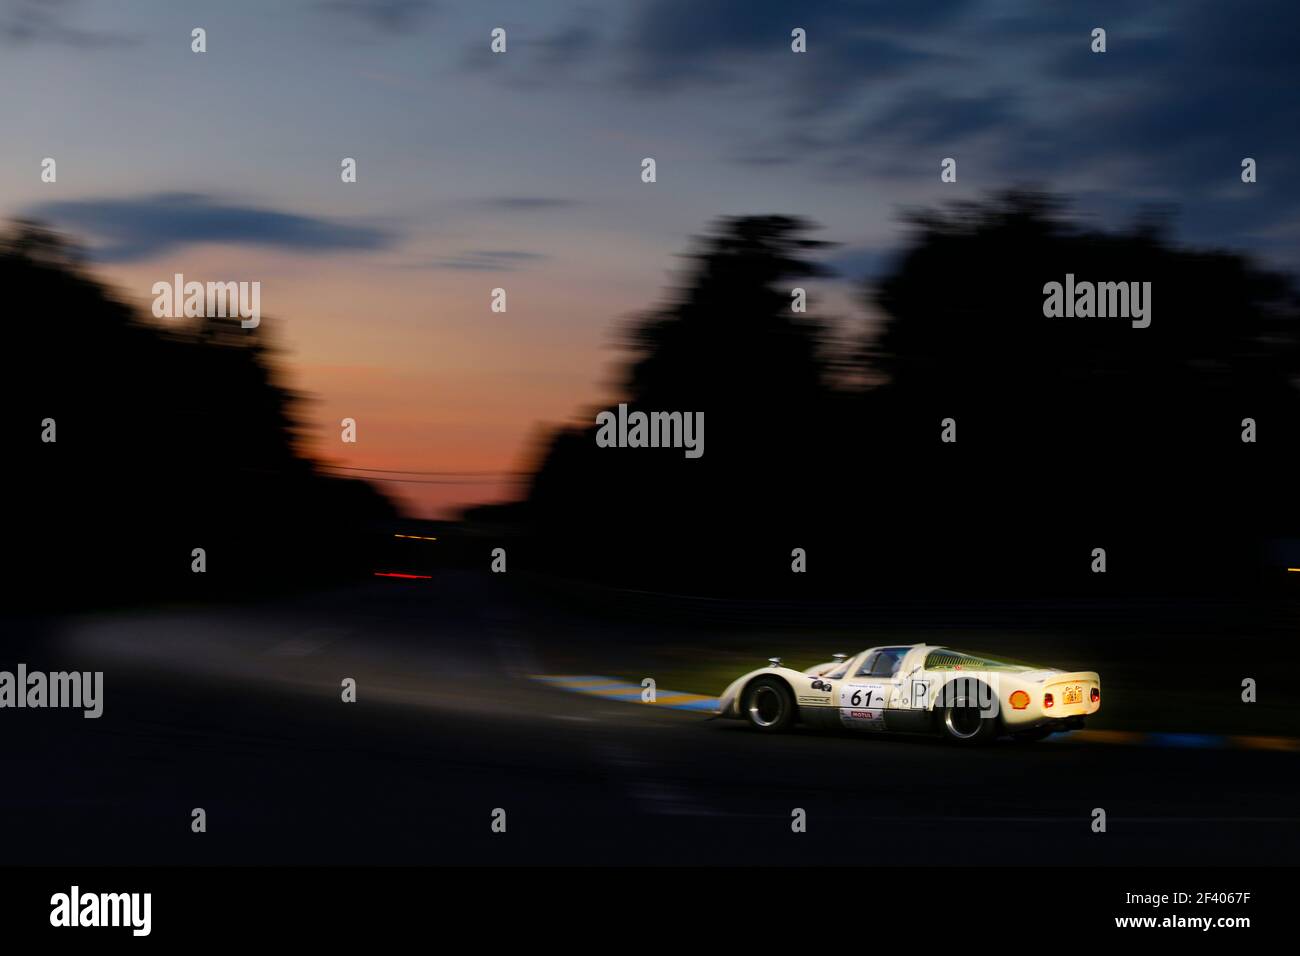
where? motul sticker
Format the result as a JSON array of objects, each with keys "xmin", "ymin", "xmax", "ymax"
[{"xmin": 839, "ymin": 706, "xmax": 885, "ymax": 730}]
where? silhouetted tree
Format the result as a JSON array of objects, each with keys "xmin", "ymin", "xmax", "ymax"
[
  {"xmin": 524, "ymin": 216, "xmax": 838, "ymax": 588},
  {"xmin": 513, "ymin": 198, "xmax": 1300, "ymax": 597},
  {"xmin": 5, "ymin": 222, "xmax": 397, "ymax": 608},
  {"xmin": 849, "ymin": 191, "xmax": 1300, "ymax": 594}
]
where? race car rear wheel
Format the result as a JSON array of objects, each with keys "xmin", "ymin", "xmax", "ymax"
[
  {"xmin": 937, "ymin": 683, "xmax": 999, "ymax": 744},
  {"xmin": 743, "ymin": 677, "xmax": 795, "ymax": 733}
]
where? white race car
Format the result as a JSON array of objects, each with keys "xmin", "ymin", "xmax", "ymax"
[{"xmin": 717, "ymin": 644, "xmax": 1100, "ymax": 743}]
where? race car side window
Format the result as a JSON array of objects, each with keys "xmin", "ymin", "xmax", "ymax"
[
  {"xmin": 873, "ymin": 648, "xmax": 907, "ymax": 677},
  {"xmin": 857, "ymin": 647, "xmax": 907, "ymax": 678},
  {"xmin": 854, "ymin": 651, "xmax": 881, "ymax": 677}
]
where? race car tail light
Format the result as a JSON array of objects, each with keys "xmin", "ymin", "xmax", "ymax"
[
  {"xmin": 1009, "ymin": 690, "xmax": 1030, "ymax": 710},
  {"xmin": 1091, "ymin": 687, "xmax": 1100, "ymax": 703},
  {"xmin": 1043, "ymin": 693, "xmax": 1054, "ymax": 709}
]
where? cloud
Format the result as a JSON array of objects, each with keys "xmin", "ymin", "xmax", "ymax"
[
  {"xmin": 434, "ymin": 0, "xmax": 1300, "ymax": 265},
  {"xmin": 0, "ymin": 0, "xmax": 136, "ymax": 48},
  {"xmin": 617, "ymin": 0, "xmax": 963, "ymax": 94},
  {"xmin": 473, "ymin": 197, "xmax": 582, "ymax": 212},
  {"xmin": 26, "ymin": 192, "xmax": 397, "ymax": 262},
  {"xmin": 847, "ymin": 89, "xmax": 1017, "ymax": 150},
  {"xmin": 966, "ymin": 2, "xmax": 1300, "ymax": 255},
  {"xmin": 669, "ymin": 0, "xmax": 1300, "ymax": 262},
  {"xmin": 315, "ymin": 0, "xmax": 436, "ymax": 34},
  {"xmin": 399, "ymin": 249, "xmax": 547, "ymax": 272},
  {"xmin": 533, "ymin": 18, "xmax": 601, "ymax": 73}
]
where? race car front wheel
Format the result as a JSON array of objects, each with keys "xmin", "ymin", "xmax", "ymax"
[{"xmin": 743, "ymin": 677, "xmax": 795, "ymax": 733}]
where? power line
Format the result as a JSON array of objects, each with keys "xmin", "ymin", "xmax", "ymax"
[
  {"xmin": 319, "ymin": 470, "xmax": 512, "ymax": 485},
  {"xmin": 321, "ymin": 464, "xmax": 523, "ymax": 477}
]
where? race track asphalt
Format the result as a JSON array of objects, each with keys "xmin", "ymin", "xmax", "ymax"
[{"xmin": 3, "ymin": 573, "xmax": 1296, "ymax": 865}]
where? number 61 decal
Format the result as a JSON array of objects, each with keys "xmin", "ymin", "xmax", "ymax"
[{"xmin": 842, "ymin": 684, "xmax": 884, "ymax": 708}]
